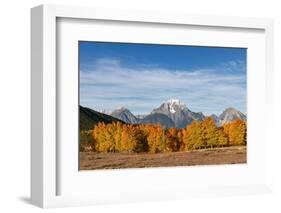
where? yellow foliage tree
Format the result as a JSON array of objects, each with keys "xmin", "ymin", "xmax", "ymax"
[
  {"xmin": 182, "ymin": 117, "xmax": 228, "ymax": 150},
  {"xmin": 182, "ymin": 121, "xmax": 203, "ymax": 151},
  {"xmin": 223, "ymin": 119, "xmax": 246, "ymax": 146},
  {"xmin": 201, "ymin": 117, "xmax": 228, "ymax": 148}
]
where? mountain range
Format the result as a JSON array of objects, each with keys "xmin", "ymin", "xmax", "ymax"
[{"xmin": 80, "ymin": 99, "xmax": 246, "ymax": 130}]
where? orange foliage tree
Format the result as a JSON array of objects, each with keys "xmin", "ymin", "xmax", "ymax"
[
  {"xmin": 223, "ymin": 119, "xmax": 247, "ymax": 146},
  {"xmin": 144, "ymin": 124, "xmax": 170, "ymax": 153},
  {"xmin": 166, "ymin": 128, "xmax": 181, "ymax": 152}
]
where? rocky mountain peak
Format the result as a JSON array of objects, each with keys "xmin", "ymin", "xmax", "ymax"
[
  {"xmin": 111, "ymin": 107, "xmax": 138, "ymax": 124},
  {"xmin": 219, "ymin": 107, "xmax": 246, "ymax": 125},
  {"xmin": 155, "ymin": 98, "xmax": 188, "ymax": 114}
]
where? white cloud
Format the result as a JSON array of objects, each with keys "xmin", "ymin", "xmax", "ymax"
[{"xmin": 80, "ymin": 58, "xmax": 246, "ymax": 115}]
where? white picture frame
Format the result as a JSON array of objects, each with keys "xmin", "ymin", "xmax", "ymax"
[{"xmin": 31, "ymin": 4, "xmax": 274, "ymax": 208}]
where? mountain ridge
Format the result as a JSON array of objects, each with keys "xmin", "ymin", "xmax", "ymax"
[
  {"xmin": 81, "ymin": 99, "xmax": 246, "ymax": 129},
  {"xmin": 79, "ymin": 105, "xmax": 125, "ymax": 130}
]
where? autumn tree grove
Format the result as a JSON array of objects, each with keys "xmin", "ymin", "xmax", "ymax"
[{"xmin": 80, "ymin": 118, "xmax": 246, "ymax": 153}]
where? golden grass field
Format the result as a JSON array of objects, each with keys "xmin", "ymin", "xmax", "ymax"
[{"xmin": 79, "ymin": 146, "xmax": 246, "ymax": 170}]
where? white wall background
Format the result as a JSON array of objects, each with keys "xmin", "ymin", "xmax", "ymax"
[{"xmin": 0, "ymin": 0, "xmax": 280, "ymax": 212}]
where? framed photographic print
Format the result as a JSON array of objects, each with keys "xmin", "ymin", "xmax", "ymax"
[
  {"xmin": 78, "ymin": 41, "xmax": 248, "ymax": 170},
  {"xmin": 31, "ymin": 4, "xmax": 274, "ymax": 208}
]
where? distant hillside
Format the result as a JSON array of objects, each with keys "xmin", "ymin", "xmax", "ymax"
[{"xmin": 80, "ymin": 105, "xmax": 124, "ymax": 130}]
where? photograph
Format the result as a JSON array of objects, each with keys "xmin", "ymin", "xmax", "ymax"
[{"xmin": 79, "ymin": 41, "xmax": 247, "ymax": 170}]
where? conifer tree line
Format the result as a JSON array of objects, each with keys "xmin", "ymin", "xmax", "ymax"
[{"xmin": 80, "ymin": 117, "xmax": 246, "ymax": 153}]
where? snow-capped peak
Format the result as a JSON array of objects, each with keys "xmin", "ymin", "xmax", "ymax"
[
  {"xmin": 164, "ymin": 98, "xmax": 186, "ymax": 114},
  {"xmin": 167, "ymin": 98, "xmax": 181, "ymax": 105}
]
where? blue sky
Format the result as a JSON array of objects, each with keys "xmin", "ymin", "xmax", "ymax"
[{"xmin": 79, "ymin": 41, "xmax": 247, "ymax": 115}]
